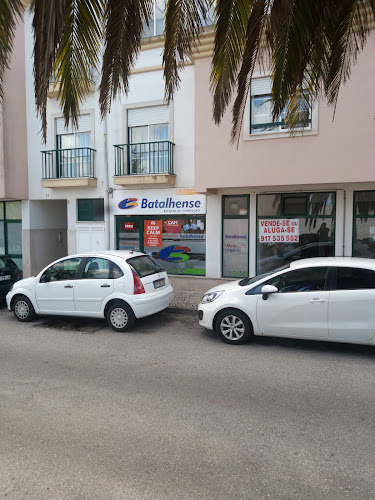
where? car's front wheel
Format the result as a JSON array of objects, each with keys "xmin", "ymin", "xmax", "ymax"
[
  {"xmin": 216, "ymin": 309, "xmax": 252, "ymax": 344},
  {"xmin": 106, "ymin": 301, "xmax": 135, "ymax": 332},
  {"xmin": 13, "ymin": 295, "xmax": 37, "ymax": 322}
]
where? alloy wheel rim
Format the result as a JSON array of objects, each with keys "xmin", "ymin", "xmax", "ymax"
[
  {"xmin": 110, "ymin": 308, "xmax": 128, "ymax": 329},
  {"xmin": 15, "ymin": 300, "xmax": 30, "ymax": 320},
  {"xmin": 220, "ymin": 315, "xmax": 245, "ymax": 341}
]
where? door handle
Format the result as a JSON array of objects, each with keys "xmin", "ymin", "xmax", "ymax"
[
  {"xmin": 310, "ymin": 298, "xmax": 325, "ymax": 303},
  {"xmin": 101, "ymin": 284, "xmax": 111, "ymax": 288},
  {"xmin": 64, "ymin": 284, "xmax": 73, "ymax": 288}
]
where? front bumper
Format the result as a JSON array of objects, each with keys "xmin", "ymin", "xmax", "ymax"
[{"xmin": 198, "ymin": 304, "xmax": 215, "ymax": 330}]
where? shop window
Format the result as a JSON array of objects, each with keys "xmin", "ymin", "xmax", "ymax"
[
  {"xmin": 0, "ymin": 201, "xmax": 22, "ymax": 271},
  {"xmin": 257, "ymin": 192, "xmax": 335, "ymax": 273},
  {"xmin": 77, "ymin": 199, "xmax": 104, "ymax": 222},
  {"xmin": 250, "ymin": 77, "xmax": 311, "ymax": 135},
  {"xmin": 353, "ymin": 191, "xmax": 375, "ymax": 258},
  {"xmin": 222, "ymin": 195, "xmax": 249, "ymax": 278},
  {"xmin": 116, "ymin": 215, "xmax": 206, "ymax": 276}
]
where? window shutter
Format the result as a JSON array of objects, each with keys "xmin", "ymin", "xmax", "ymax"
[
  {"xmin": 251, "ymin": 77, "xmax": 272, "ymax": 96},
  {"xmin": 56, "ymin": 114, "xmax": 91, "ymax": 135},
  {"xmin": 128, "ymin": 106, "xmax": 169, "ymax": 127}
]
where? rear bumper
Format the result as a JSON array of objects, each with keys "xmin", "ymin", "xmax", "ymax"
[{"xmin": 131, "ymin": 285, "xmax": 173, "ymax": 318}]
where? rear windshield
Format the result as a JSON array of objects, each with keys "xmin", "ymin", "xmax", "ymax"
[
  {"xmin": 0, "ymin": 256, "xmax": 17, "ymax": 270},
  {"xmin": 127, "ymin": 256, "xmax": 164, "ymax": 278}
]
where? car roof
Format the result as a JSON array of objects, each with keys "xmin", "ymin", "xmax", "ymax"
[
  {"xmin": 289, "ymin": 257, "xmax": 375, "ymax": 270},
  {"xmin": 80, "ymin": 250, "xmax": 146, "ymax": 259}
]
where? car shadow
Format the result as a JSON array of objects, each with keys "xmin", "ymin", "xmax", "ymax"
[{"xmin": 199, "ymin": 326, "xmax": 375, "ymax": 358}]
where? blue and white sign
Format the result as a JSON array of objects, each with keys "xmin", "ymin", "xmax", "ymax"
[{"xmin": 116, "ymin": 189, "xmax": 206, "ymax": 215}]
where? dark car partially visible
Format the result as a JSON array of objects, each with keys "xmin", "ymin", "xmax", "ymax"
[{"xmin": 0, "ymin": 256, "xmax": 21, "ymax": 300}]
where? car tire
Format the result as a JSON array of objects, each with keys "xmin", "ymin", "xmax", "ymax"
[
  {"xmin": 106, "ymin": 301, "xmax": 135, "ymax": 332},
  {"xmin": 216, "ymin": 309, "xmax": 252, "ymax": 345},
  {"xmin": 13, "ymin": 295, "xmax": 37, "ymax": 322}
]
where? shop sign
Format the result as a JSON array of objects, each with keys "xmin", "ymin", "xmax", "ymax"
[
  {"xmin": 118, "ymin": 193, "xmax": 206, "ymax": 215},
  {"xmin": 124, "ymin": 222, "xmax": 135, "ymax": 230},
  {"xmin": 259, "ymin": 219, "xmax": 299, "ymax": 243},
  {"xmin": 144, "ymin": 220, "xmax": 162, "ymax": 247}
]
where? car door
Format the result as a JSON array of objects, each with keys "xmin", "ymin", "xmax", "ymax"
[
  {"xmin": 328, "ymin": 267, "xmax": 375, "ymax": 340},
  {"xmin": 74, "ymin": 257, "xmax": 114, "ymax": 313},
  {"xmin": 256, "ymin": 266, "xmax": 329, "ymax": 338},
  {"xmin": 35, "ymin": 257, "xmax": 82, "ymax": 312}
]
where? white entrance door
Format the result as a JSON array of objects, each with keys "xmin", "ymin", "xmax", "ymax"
[{"xmin": 256, "ymin": 267, "xmax": 329, "ymax": 338}]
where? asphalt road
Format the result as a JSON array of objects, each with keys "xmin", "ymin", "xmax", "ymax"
[{"xmin": 1, "ymin": 303, "xmax": 375, "ymax": 500}]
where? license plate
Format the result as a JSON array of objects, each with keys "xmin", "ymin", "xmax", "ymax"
[
  {"xmin": 0, "ymin": 275, "xmax": 10, "ymax": 281},
  {"xmin": 153, "ymin": 278, "xmax": 165, "ymax": 289}
]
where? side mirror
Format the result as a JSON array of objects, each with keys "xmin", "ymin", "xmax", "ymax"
[
  {"xmin": 261, "ymin": 284, "xmax": 278, "ymax": 300},
  {"xmin": 40, "ymin": 273, "xmax": 50, "ymax": 283}
]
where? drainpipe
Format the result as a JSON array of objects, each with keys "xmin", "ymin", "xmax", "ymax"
[{"xmin": 103, "ymin": 114, "xmax": 111, "ymax": 250}]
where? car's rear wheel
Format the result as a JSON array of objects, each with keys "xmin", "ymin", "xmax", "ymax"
[
  {"xmin": 13, "ymin": 295, "xmax": 37, "ymax": 322},
  {"xmin": 106, "ymin": 301, "xmax": 135, "ymax": 332},
  {"xmin": 216, "ymin": 309, "xmax": 252, "ymax": 344}
]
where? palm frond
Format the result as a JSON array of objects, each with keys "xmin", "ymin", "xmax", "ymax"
[
  {"xmin": 163, "ymin": 0, "xmax": 211, "ymax": 103},
  {"xmin": 210, "ymin": 0, "xmax": 252, "ymax": 124},
  {"xmin": 99, "ymin": 0, "xmax": 153, "ymax": 119},
  {"xmin": 32, "ymin": 0, "xmax": 69, "ymax": 140},
  {"xmin": 230, "ymin": 0, "xmax": 272, "ymax": 145},
  {"xmin": 0, "ymin": 0, "xmax": 23, "ymax": 99},
  {"xmin": 54, "ymin": 0, "xmax": 104, "ymax": 133}
]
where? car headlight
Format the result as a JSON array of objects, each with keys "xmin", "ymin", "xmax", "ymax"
[{"xmin": 201, "ymin": 291, "xmax": 224, "ymax": 304}]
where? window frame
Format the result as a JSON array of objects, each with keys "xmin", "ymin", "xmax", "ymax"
[
  {"xmin": 352, "ymin": 190, "xmax": 375, "ymax": 258},
  {"xmin": 77, "ymin": 198, "xmax": 105, "ymax": 222}
]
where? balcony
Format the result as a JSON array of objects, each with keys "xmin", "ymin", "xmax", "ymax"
[
  {"xmin": 41, "ymin": 148, "xmax": 97, "ymax": 188},
  {"xmin": 114, "ymin": 141, "xmax": 175, "ymax": 187}
]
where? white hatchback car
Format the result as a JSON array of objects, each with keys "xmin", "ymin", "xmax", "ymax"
[
  {"xmin": 198, "ymin": 257, "xmax": 375, "ymax": 345},
  {"xmin": 6, "ymin": 251, "xmax": 173, "ymax": 332}
]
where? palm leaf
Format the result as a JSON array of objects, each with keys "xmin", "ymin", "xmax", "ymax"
[
  {"xmin": 32, "ymin": 0, "xmax": 69, "ymax": 140},
  {"xmin": 230, "ymin": 0, "xmax": 272, "ymax": 145},
  {"xmin": 99, "ymin": 0, "xmax": 153, "ymax": 119},
  {"xmin": 163, "ymin": 0, "xmax": 211, "ymax": 103},
  {"xmin": 0, "ymin": 0, "xmax": 23, "ymax": 99},
  {"xmin": 54, "ymin": 0, "xmax": 104, "ymax": 133},
  {"xmin": 210, "ymin": 0, "xmax": 252, "ymax": 124}
]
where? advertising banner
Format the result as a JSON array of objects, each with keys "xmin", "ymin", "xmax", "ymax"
[
  {"xmin": 259, "ymin": 219, "xmax": 299, "ymax": 243},
  {"xmin": 144, "ymin": 220, "xmax": 162, "ymax": 247}
]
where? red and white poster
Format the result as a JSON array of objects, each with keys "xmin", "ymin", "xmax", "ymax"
[
  {"xmin": 259, "ymin": 219, "xmax": 299, "ymax": 243},
  {"xmin": 164, "ymin": 219, "xmax": 181, "ymax": 234},
  {"xmin": 144, "ymin": 220, "xmax": 162, "ymax": 247},
  {"xmin": 124, "ymin": 222, "xmax": 134, "ymax": 230}
]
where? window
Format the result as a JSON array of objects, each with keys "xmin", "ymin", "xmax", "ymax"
[
  {"xmin": 250, "ymin": 77, "xmax": 311, "ymax": 134},
  {"xmin": 336, "ymin": 267, "xmax": 375, "ymax": 290},
  {"xmin": 222, "ymin": 195, "xmax": 249, "ymax": 278},
  {"xmin": 82, "ymin": 257, "xmax": 110, "ymax": 279},
  {"xmin": 0, "ymin": 201, "xmax": 22, "ymax": 271},
  {"xmin": 77, "ymin": 199, "xmax": 104, "ymax": 222},
  {"xmin": 257, "ymin": 192, "xmax": 335, "ymax": 274},
  {"xmin": 268, "ymin": 267, "xmax": 328, "ymax": 293},
  {"xmin": 112, "ymin": 263, "xmax": 124, "ymax": 279},
  {"xmin": 127, "ymin": 106, "xmax": 170, "ymax": 175},
  {"xmin": 353, "ymin": 191, "xmax": 375, "ymax": 258},
  {"xmin": 55, "ymin": 115, "xmax": 92, "ymax": 178},
  {"xmin": 42, "ymin": 258, "xmax": 82, "ymax": 282}
]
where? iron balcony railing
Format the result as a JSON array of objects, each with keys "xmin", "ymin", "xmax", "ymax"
[
  {"xmin": 42, "ymin": 147, "xmax": 96, "ymax": 179},
  {"xmin": 114, "ymin": 141, "xmax": 174, "ymax": 176}
]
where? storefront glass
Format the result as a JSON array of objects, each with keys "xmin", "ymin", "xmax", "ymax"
[
  {"xmin": 257, "ymin": 192, "xmax": 335, "ymax": 273},
  {"xmin": 353, "ymin": 191, "xmax": 375, "ymax": 258},
  {"xmin": 222, "ymin": 196, "xmax": 249, "ymax": 278},
  {"xmin": 117, "ymin": 215, "xmax": 206, "ymax": 276},
  {"xmin": 0, "ymin": 201, "xmax": 22, "ymax": 271}
]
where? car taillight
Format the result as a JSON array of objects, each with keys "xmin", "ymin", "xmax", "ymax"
[
  {"xmin": 132, "ymin": 270, "xmax": 145, "ymax": 295},
  {"xmin": 16, "ymin": 270, "xmax": 21, "ymax": 280}
]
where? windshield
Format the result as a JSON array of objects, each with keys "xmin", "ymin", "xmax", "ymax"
[
  {"xmin": 238, "ymin": 264, "xmax": 290, "ymax": 286},
  {"xmin": 127, "ymin": 255, "xmax": 164, "ymax": 278}
]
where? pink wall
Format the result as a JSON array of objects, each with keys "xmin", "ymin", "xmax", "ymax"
[
  {"xmin": 194, "ymin": 33, "xmax": 375, "ymax": 192},
  {"xmin": 0, "ymin": 17, "xmax": 28, "ymax": 200}
]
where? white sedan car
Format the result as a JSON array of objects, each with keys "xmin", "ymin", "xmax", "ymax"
[
  {"xmin": 6, "ymin": 251, "xmax": 173, "ymax": 332},
  {"xmin": 198, "ymin": 257, "xmax": 375, "ymax": 345}
]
